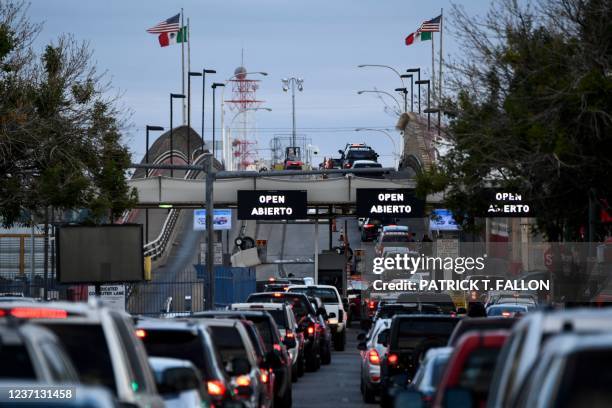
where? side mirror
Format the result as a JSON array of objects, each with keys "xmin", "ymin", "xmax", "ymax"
[
  {"xmin": 457, "ymin": 307, "xmax": 467, "ymax": 315},
  {"xmin": 444, "ymin": 388, "xmax": 473, "ymax": 408},
  {"xmin": 230, "ymin": 357, "xmax": 251, "ymax": 376},
  {"xmin": 356, "ymin": 332, "xmax": 366, "ymax": 341},
  {"xmin": 156, "ymin": 367, "xmax": 201, "ymax": 395},
  {"xmin": 357, "ymin": 341, "xmax": 367, "ymax": 351},
  {"xmin": 283, "ymin": 336, "xmax": 297, "ymax": 349},
  {"xmin": 394, "ymin": 390, "xmax": 424, "ymax": 408}
]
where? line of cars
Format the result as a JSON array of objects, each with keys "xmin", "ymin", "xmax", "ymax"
[
  {"xmin": 355, "ymin": 290, "xmax": 612, "ymax": 407},
  {"xmin": 0, "ymin": 281, "xmax": 349, "ymax": 407}
]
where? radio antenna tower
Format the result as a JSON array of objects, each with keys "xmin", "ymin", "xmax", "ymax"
[{"xmin": 225, "ymin": 62, "xmax": 263, "ymax": 170}]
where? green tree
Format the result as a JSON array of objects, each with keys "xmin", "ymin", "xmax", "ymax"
[
  {"xmin": 418, "ymin": 0, "xmax": 612, "ymax": 241},
  {"xmin": 0, "ymin": 1, "xmax": 136, "ymax": 226}
]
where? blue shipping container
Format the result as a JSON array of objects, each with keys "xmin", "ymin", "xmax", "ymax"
[{"xmin": 196, "ymin": 265, "xmax": 256, "ymax": 308}]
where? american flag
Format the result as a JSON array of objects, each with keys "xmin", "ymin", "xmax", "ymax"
[
  {"xmin": 146, "ymin": 14, "xmax": 180, "ymax": 34},
  {"xmin": 419, "ymin": 15, "xmax": 442, "ymax": 32}
]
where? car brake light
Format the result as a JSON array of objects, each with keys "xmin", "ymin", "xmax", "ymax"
[
  {"xmin": 268, "ymin": 277, "xmax": 276, "ymax": 282},
  {"xmin": 368, "ymin": 301, "xmax": 376, "ymax": 309},
  {"xmin": 235, "ymin": 375, "xmax": 251, "ymax": 387},
  {"xmin": 387, "ymin": 353, "xmax": 398, "ymax": 366},
  {"xmin": 260, "ymin": 370, "xmax": 269, "ymax": 384},
  {"xmin": 10, "ymin": 307, "xmax": 67, "ymax": 319},
  {"xmin": 364, "ymin": 224, "xmax": 374, "ymax": 228},
  {"xmin": 273, "ymin": 344, "xmax": 282, "ymax": 352},
  {"xmin": 207, "ymin": 380, "xmax": 226, "ymax": 396},
  {"xmin": 273, "ymin": 292, "xmax": 282, "ymax": 298},
  {"xmin": 307, "ymin": 325, "xmax": 315, "ymax": 335},
  {"xmin": 135, "ymin": 329, "xmax": 146, "ymax": 338},
  {"xmin": 285, "ymin": 331, "xmax": 295, "ymax": 339},
  {"xmin": 0, "ymin": 310, "xmax": 5, "ymax": 317},
  {"xmin": 502, "ymin": 311, "xmax": 512, "ymax": 317},
  {"xmin": 283, "ymin": 286, "xmax": 289, "ymax": 291},
  {"xmin": 368, "ymin": 349, "xmax": 380, "ymax": 365}
]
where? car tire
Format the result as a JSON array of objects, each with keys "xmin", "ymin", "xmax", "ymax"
[
  {"xmin": 278, "ymin": 382, "xmax": 292, "ymax": 408},
  {"xmin": 363, "ymin": 383, "xmax": 376, "ymax": 403},
  {"xmin": 297, "ymin": 351, "xmax": 305, "ymax": 377},
  {"xmin": 291, "ymin": 361, "xmax": 298, "ymax": 383},
  {"xmin": 321, "ymin": 344, "xmax": 332, "ymax": 365},
  {"xmin": 334, "ymin": 331, "xmax": 346, "ymax": 351}
]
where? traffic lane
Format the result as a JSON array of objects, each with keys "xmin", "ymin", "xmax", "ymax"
[{"xmin": 293, "ymin": 327, "xmax": 373, "ymax": 408}]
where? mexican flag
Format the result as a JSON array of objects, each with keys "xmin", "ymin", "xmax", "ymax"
[
  {"xmin": 158, "ymin": 26, "xmax": 187, "ymax": 47},
  {"xmin": 405, "ymin": 30, "xmax": 432, "ymax": 46}
]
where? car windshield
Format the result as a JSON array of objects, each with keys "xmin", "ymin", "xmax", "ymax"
[
  {"xmin": 208, "ymin": 326, "xmax": 249, "ymax": 368},
  {"xmin": 42, "ymin": 323, "xmax": 116, "ymax": 392},
  {"xmin": 239, "ymin": 315, "xmax": 276, "ymax": 351},
  {"xmin": 0, "ymin": 344, "xmax": 36, "ymax": 379},
  {"xmin": 289, "ymin": 288, "xmax": 338, "ymax": 304}
]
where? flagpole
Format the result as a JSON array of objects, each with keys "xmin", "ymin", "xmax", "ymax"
[
  {"xmin": 431, "ymin": 27, "xmax": 435, "ymax": 102},
  {"xmin": 439, "ymin": 8, "xmax": 443, "ymax": 105},
  {"xmin": 181, "ymin": 8, "xmax": 186, "ymax": 125}
]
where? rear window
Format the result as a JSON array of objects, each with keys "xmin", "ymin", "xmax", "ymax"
[
  {"xmin": 248, "ymin": 294, "xmax": 313, "ymax": 319},
  {"xmin": 0, "ymin": 345, "xmax": 36, "ymax": 379},
  {"xmin": 458, "ymin": 348, "xmax": 500, "ymax": 394},
  {"xmin": 382, "ymin": 232, "xmax": 410, "ymax": 243},
  {"xmin": 378, "ymin": 305, "xmax": 420, "ymax": 319},
  {"xmin": 266, "ymin": 310, "xmax": 287, "ymax": 329},
  {"xmin": 347, "ymin": 149, "xmax": 376, "ymax": 160},
  {"xmin": 139, "ymin": 329, "xmax": 210, "ymax": 379},
  {"xmin": 432, "ymin": 355, "xmax": 450, "ymax": 386},
  {"xmin": 554, "ymin": 349, "xmax": 612, "ymax": 406},
  {"xmin": 487, "ymin": 306, "xmax": 527, "ymax": 316},
  {"xmin": 395, "ymin": 320, "xmax": 458, "ymax": 349},
  {"xmin": 209, "ymin": 326, "xmax": 248, "ymax": 366},
  {"xmin": 240, "ymin": 315, "xmax": 277, "ymax": 351},
  {"xmin": 42, "ymin": 323, "xmax": 116, "ymax": 392},
  {"xmin": 289, "ymin": 288, "xmax": 338, "ymax": 304}
]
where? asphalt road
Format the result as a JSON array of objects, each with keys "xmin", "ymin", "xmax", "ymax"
[{"xmin": 293, "ymin": 326, "xmax": 373, "ymax": 408}]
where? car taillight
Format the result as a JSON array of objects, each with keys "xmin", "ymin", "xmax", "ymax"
[
  {"xmin": 364, "ymin": 224, "xmax": 374, "ymax": 228},
  {"xmin": 502, "ymin": 311, "xmax": 512, "ymax": 317},
  {"xmin": 207, "ymin": 380, "xmax": 226, "ymax": 396},
  {"xmin": 368, "ymin": 349, "xmax": 380, "ymax": 365},
  {"xmin": 260, "ymin": 370, "xmax": 269, "ymax": 384},
  {"xmin": 273, "ymin": 292, "xmax": 282, "ymax": 298},
  {"xmin": 235, "ymin": 375, "xmax": 251, "ymax": 387},
  {"xmin": 315, "ymin": 323, "xmax": 322, "ymax": 333},
  {"xmin": 0, "ymin": 310, "xmax": 5, "ymax": 317},
  {"xmin": 285, "ymin": 330, "xmax": 295, "ymax": 339},
  {"xmin": 9, "ymin": 307, "xmax": 67, "ymax": 319},
  {"xmin": 273, "ymin": 344, "xmax": 282, "ymax": 352},
  {"xmin": 368, "ymin": 301, "xmax": 376, "ymax": 309},
  {"xmin": 471, "ymin": 291, "xmax": 478, "ymax": 300},
  {"xmin": 344, "ymin": 163, "xmax": 351, "ymax": 168},
  {"xmin": 135, "ymin": 329, "xmax": 146, "ymax": 338},
  {"xmin": 307, "ymin": 325, "xmax": 315, "ymax": 335},
  {"xmin": 387, "ymin": 353, "xmax": 398, "ymax": 366},
  {"xmin": 283, "ymin": 286, "xmax": 289, "ymax": 291}
]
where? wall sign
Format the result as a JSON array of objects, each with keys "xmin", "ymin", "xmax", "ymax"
[
  {"xmin": 356, "ymin": 189, "xmax": 424, "ymax": 218},
  {"xmin": 482, "ymin": 190, "xmax": 532, "ymax": 217},
  {"xmin": 237, "ymin": 190, "xmax": 307, "ymax": 220},
  {"xmin": 193, "ymin": 209, "xmax": 232, "ymax": 230}
]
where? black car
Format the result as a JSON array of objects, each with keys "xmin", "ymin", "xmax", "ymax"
[
  {"xmin": 135, "ymin": 319, "xmax": 234, "ymax": 407},
  {"xmin": 247, "ymin": 292, "xmax": 322, "ymax": 371},
  {"xmin": 307, "ymin": 296, "xmax": 332, "ymax": 365},
  {"xmin": 360, "ymin": 218, "xmax": 386, "ymax": 241},
  {"xmin": 339, "ymin": 143, "xmax": 379, "ymax": 168},
  {"xmin": 194, "ymin": 310, "xmax": 293, "ymax": 407},
  {"xmin": 379, "ymin": 315, "xmax": 461, "ymax": 407}
]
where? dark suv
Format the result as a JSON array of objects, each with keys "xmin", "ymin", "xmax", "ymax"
[
  {"xmin": 379, "ymin": 314, "xmax": 461, "ymax": 407},
  {"xmin": 247, "ymin": 292, "xmax": 322, "ymax": 371},
  {"xmin": 339, "ymin": 143, "xmax": 379, "ymax": 168}
]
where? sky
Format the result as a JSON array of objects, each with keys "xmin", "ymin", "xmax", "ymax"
[{"xmin": 27, "ymin": 0, "xmax": 491, "ymax": 167}]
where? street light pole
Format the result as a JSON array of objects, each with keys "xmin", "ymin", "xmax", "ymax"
[
  {"xmin": 406, "ymin": 68, "xmax": 421, "ymax": 113},
  {"xmin": 145, "ymin": 125, "xmax": 164, "ymax": 244},
  {"xmin": 201, "ymin": 69, "xmax": 216, "ymax": 153},
  {"xmin": 400, "ymin": 74, "xmax": 414, "ymax": 112},
  {"xmin": 282, "ymin": 77, "xmax": 304, "ymax": 148},
  {"xmin": 211, "ymin": 83, "xmax": 225, "ymax": 160},
  {"xmin": 394, "ymin": 88, "xmax": 408, "ymax": 112},
  {"xmin": 170, "ymin": 93, "xmax": 186, "ymax": 177},
  {"xmin": 188, "ymin": 72, "xmax": 202, "ymax": 164},
  {"xmin": 205, "ymin": 153, "xmax": 215, "ymax": 310},
  {"xmin": 416, "ymin": 80, "xmax": 431, "ymax": 130}
]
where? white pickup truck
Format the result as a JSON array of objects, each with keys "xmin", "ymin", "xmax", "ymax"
[{"xmin": 287, "ymin": 285, "xmax": 347, "ymax": 351}]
